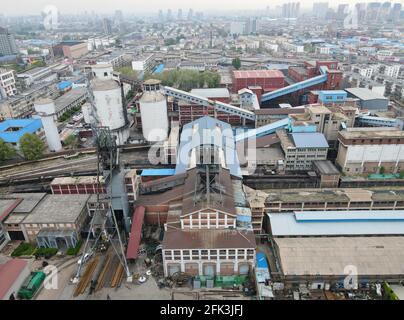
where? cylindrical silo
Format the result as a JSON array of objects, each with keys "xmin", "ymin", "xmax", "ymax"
[
  {"xmin": 34, "ymin": 99, "xmax": 62, "ymax": 152},
  {"xmin": 139, "ymin": 79, "xmax": 168, "ymax": 142},
  {"xmin": 91, "ymin": 63, "xmax": 113, "ymax": 80},
  {"xmin": 81, "ymin": 102, "xmax": 94, "ymax": 124},
  {"xmin": 91, "ymin": 79, "xmax": 126, "ymax": 130}
]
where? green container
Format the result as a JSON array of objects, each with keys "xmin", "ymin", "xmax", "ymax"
[
  {"xmin": 194, "ymin": 275, "xmax": 248, "ymax": 288},
  {"xmin": 18, "ymin": 271, "xmax": 46, "ymax": 300}
]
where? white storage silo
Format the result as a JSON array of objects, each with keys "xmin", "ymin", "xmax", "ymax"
[
  {"xmin": 139, "ymin": 79, "xmax": 168, "ymax": 142},
  {"xmin": 34, "ymin": 99, "xmax": 62, "ymax": 152},
  {"xmin": 91, "ymin": 79, "xmax": 126, "ymax": 130},
  {"xmin": 91, "ymin": 63, "xmax": 113, "ymax": 80},
  {"xmin": 81, "ymin": 102, "xmax": 94, "ymax": 124}
]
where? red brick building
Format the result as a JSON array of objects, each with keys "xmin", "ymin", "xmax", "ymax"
[
  {"xmin": 232, "ymin": 70, "xmax": 285, "ymax": 93},
  {"xmin": 50, "ymin": 176, "xmax": 106, "ymax": 195}
]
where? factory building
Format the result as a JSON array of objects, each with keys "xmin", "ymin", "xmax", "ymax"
[
  {"xmin": 21, "ymin": 194, "xmax": 90, "ymax": 248},
  {"xmin": 274, "ymin": 236, "xmax": 404, "ymax": 285},
  {"xmin": 60, "ymin": 41, "xmax": 89, "ymax": 59},
  {"xmin": 267, "ymin": 211, "xmax": 404, "ymax": 285},
  {"xmin": 265, "ymin": 187, "xmax": 404, "ymax": 213},
  {"xmin": 336, "ymin": 127, "xmax": 404, "ymax": 175},
  {"xmin": 137, "ymin": 165, "xmax": 256, "ymax": 277},
  {"xmin": 0, "ymin": 193, "xmax": 91, "ymax": 249},
  {"xmin": 50, "ymin": 176, "xmax": 107, "ymax": 195},
  {"xmin": 232, "ymin": 70, "xmax": 285, "ymax": 94},
  {"xmin": 134, "ymin": 115, "xmax": 256, "ymax": 277},
  {"xmin": 277, "ymin": 129, "xmax": 329, "ymax": 171},
  {"xmin": 345, "ymin": 87, "xmax": 389, "ymax": 112}
]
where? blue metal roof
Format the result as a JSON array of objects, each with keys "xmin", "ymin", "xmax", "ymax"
[
  {"xmin": 57, "ymin": 80, "xmax": 72, "ymax": 91},
  {"xmin": 317, "ymin": 90, "xmax": 347, "ymax": 95},
  {"xmin": 295, "ymin": 210, "xmax": 404, "ymax": 222},
  {"xmin": 268, "ymin": 210, "xmax": 404, "ymax": 237},
  {"xmin": 0, "ymin": 119, "xmax": 43, "ymax": 143},
  {"xmin": 153, "ymin": 64, "xmax": 165, "ymax": 74},
  {"xmin": 291, "ymin": 132, "xmax": 329, "ymax": 148},
  {"xmin": 140, "ymin": 169, "xmax": 176, "ymax": 176},
  {"xmin": 256, "ymin": 252, "xmax": 269, "ymax": 269}
]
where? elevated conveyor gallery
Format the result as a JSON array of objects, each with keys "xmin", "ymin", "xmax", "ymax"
[
  {"xmin": 234, "ymin": 118, "xmax": 290, "ymax": 142},
  {"xmin": 260, "ymin": 66, "xmax": 328, "ymax": 103},
  {"xmin": 163, "ymin": 86, "xmax": 256, "ymax": 121}
]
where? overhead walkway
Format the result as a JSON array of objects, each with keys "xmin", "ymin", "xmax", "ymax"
[
  {"xmin": 163, "ymin": 86, "xmax": 256, "ymax": 121},
  {"xmin": 260, "ymin": 66, "xmax": 328, "ymax": 103}
]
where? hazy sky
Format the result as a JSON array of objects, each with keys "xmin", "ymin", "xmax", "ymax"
[{"xmin": 4, "ymin": 0, "xmax": 400, "ymax": 16}]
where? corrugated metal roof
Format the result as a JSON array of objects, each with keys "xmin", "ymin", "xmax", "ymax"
[
  {"xmin": 175, "ymin": 116, "xmax": 241, "ymax": 177},
  {"xmin": 126, "ymin": 206, "xmax": 145, "ymax": 260},
  {"xmin": 190, "ymin": 88, "xmax": 230, "ymax": 98},
  {"xmin": 295, "ymin": 210, "xmax": 404, "ymax": 222},
  {"xmin": 275, "ymin": 237, "xmax": 404, "ymax": 277},
  {"xmin": 291, "ymin": 132, "xmax": 329, "ymax": 148},
  {"xmin": 345, "ymin": 87, "xmax": 388, "ymax": 101},
  {"xmin": 233, "ymin": 70, "xmax": 284, "ymax": 79},
  {"xmin": 0, "ymin": 259, "xmax": 28, "ymax": 300},
  {"xmin": 0, "ymin": 119, "xmax": 43, "ymax": 143},
  {"xmin": 268, "ymin": 211, "xmax": 404, "ymax": 237}
]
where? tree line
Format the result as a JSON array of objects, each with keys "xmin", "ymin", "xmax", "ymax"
[{"xmin": 144, "ymin": 69, "xmax": 221, "ymax": 92}]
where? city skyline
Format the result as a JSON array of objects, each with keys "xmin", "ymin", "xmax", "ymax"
[{"xmin": 3, "ymin": 0, "xmax": 403, "ymax": 16}]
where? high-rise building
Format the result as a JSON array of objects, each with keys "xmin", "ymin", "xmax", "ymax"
[
  {"xmin": 167, "ymin": 9, "xmax": 172, "ymax": 21},
  {"xmin": 114, "ymin": 10, "xmax": 123, "ymax": 23},
  {"xmin": 102, "ymin": 18, "xmax": 112, "ymax": 35},
  {"xmin": 337, "ymin": 4, "xmax": 349, "ymax": 20},
  {"xmin": 390, "ymin": 3, "xmax": 402, "ymax": 21},
  {"xmin": 355, "ymin": 2, "xmax": 367, "ymax": 23},
  {"xmin": 377, "ymin": 2, "xmax": 391, "ymax": 22},
  {"xmin": 187, "ymin": 8, "xmax": 193, "ymax": 20},
  {"xmin": 158, "ymin": 9, "xmax": 164, "ymax": 22},
  {"xmin": 177, "ymin": 9, "xmax": 183, "ymax": 20},
  {"xmin": 366, "ymin": 2, "xmax": 382, "ymax": 21},
  {"xmin": 312, "ymin": 2, "xmax": 329, "ymax": 19},
  {"xmin": 0, "ymin": 27, "xmax": 18, "ymax": 56},
  {"xmin": 282, "ymin": 2, "xmax": 300, "ymax": 18}
]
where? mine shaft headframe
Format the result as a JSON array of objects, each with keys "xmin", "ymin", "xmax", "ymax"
[{"xmin": 93, "ymin": 126, "xmax": 117, "ymax": 170}]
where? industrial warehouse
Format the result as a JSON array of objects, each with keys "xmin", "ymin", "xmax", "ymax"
[{"xmin": 1, "ymin": 5, "xmax": 404, "ymax": 304}]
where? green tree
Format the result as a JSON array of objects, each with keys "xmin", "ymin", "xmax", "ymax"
[
  {"xmin": 379, "ymin": 166, "xmax": 385, "ymax": 175},
  {"xmin": 232, "ymin": 57, "xmax": 241, "ymax": 70},
  {"xmin": 164, "ymin": 38, "xmax": 176, "ymax": 46},
  {"xmin": 144, "ymin": 70, "xmax": 221, "ymax": 91},
  {"xmin": 19, "ymin": 133, "xmax": 45, "ymax": 160},
  {"xmin": 0, "ymin": 138, "xmax": 16, "ymax": 162},
  {"xmin": 63, "ymin": 134, "xmax": 78, "ymax": 149},
  {"xmin": 115, "ymin": 66, "xmax": 138, "ymax": 79}
]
